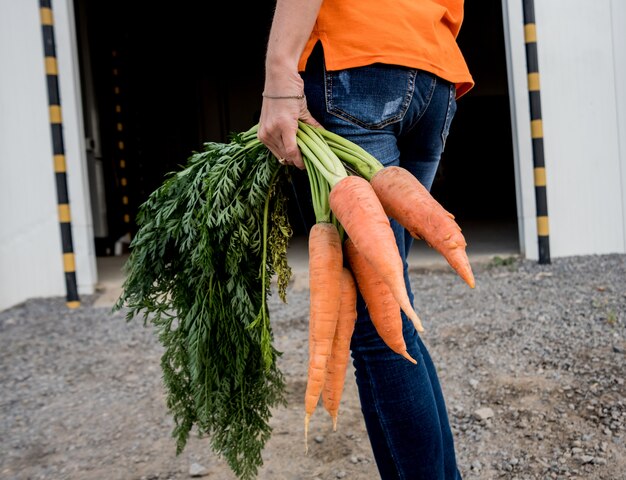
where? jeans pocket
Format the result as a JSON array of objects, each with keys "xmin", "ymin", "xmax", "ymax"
[
  {"xmin": 441, "ymin": 84, "xmax": 457, "ymax": 152},
  {"xmin": 324, "ymin": 64, "xmax": 417, "ymax": 129}
]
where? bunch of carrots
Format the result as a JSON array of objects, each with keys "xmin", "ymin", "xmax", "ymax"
[{"xmin": 293, "ymin": 122, "xmax": 475, "ymax": 450}]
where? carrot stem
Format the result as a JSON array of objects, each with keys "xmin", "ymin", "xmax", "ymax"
[
  {"xmin": 296, "ymin": 122, "xmax": 347, "ymax": 187},
  {"xmin": 303, "ymin": 156, "xmax": 331, "ymax": 224},
  {"xmin": 316, "ymin": 128, "xmax": 383, "ymax": 180}
]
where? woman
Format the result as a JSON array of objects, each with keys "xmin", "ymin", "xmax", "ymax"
[{"xmin": 258, "ymin": 1, "xmax": 474, "ymax": 478}]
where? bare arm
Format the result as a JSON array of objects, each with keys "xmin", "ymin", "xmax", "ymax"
[{"xmin": 257, "ymin": 0, "xmax": 324, "ymax": 169}]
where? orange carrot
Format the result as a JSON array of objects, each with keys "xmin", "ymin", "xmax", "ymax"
[
  {"xmin": 304, "ymin": 222, "xmax": 343, "ymax": 452},
  {"xmin": 322, "ymin": 267, "xmax": 358, "ymax": 431},
  {"xmin": 344, "ymin": 238, "xmax": 417, "ymax": 365},
  {"xmin": 370, "ymin": 166, "xmax": 475, "ymax": 288},
  {"xmin": 329, "ymin": 175, "xmax": 424, "ymax": 333}
]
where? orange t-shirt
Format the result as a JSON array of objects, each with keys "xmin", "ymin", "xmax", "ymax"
[{"xmin": 298, "ymin": 0, "xmax": 474, "ymax": 98}]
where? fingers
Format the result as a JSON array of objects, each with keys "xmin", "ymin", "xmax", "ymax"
[
  {"xmin": 258, "ymin": 122, "xmax": 312, "ymax": 170},
  {"xmin": 281, "ymin": 133, "xmax": 305, "ymax": 169},
  {"xmin": 257, "ymin": 94, "xmax": 319, "ymax": 170}
]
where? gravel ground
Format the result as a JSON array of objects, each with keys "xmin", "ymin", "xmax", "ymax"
[{"xmin": 1, "ymin": 253, "xmax": 625, "ymax": 480}]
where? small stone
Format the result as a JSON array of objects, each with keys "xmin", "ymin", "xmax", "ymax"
[
  {"xmin": 579, "ymin": 455, "xmax": 594, "ymax": 464},
  {"xmin": 336, "ymin": 470, "xmax": 346, "ymax": 478},
  {"xmin": 469, "ymin": 379, "xmax": 479, "ymax": 389},
  {"xmin": 471, "ymin": 460, "xmax": 482, "ymax": 470},
  {"xmin": 473, "ymin": 407, "xmax": 495, "ymax": 421},
  {"xmin": 350, "ymin": 456, "xmax": 359, "ymax": 464},
  {"xmin": 189, "ymin": 463, "xmax": 208, "ymax": 477},
  {"xmin": 314, "ymin": 435, "xmax": 325, "ymax": 443}
]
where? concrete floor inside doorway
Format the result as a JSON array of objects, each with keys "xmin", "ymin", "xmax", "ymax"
[{"xmin": 94, "ymin": 220, "xmax": 520, "ymax": 308}]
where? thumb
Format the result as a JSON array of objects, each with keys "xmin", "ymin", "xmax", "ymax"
[{"xmin": 299, "ymin": 109, "xmax": 322, "ymax": 128}]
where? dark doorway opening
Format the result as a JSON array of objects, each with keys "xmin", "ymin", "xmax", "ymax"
[
  {"xmin": 431, "ymin": 0, "xmax": 519, "ymax": 249},
  {"xmin": 75, "ymin": 0, "xmax": 518, "ymax": 257},
  {"xmin": 74, "ymin": 1, "xmax": 275, "ymax": 255}
]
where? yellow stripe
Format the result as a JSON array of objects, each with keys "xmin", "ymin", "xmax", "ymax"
[
  {"xmin": 45, "ymin": 56, "xmax": 58, "ymax": 75},
  {"xmin": 121, "ymin": 178, "xmax": 127, "ymax": 186},
  {"xmin": 54, "ymin": 154, "xmax": 66, "ymax": 172},
  {"xmin": 113, "ymin": 68, "xmax": 118, "ymax": 76},
  {"xmin": 40, "ymin": 7, "xmax": 54, "ymax": 25},
  {"xmin": 63, "ymin": 253, "xmax": 76, "ymax": 272},
  {"xmin": 49, "ymin": 105, "xmax": 62, "ymax": 124},
  {"xmin": 66, "ymin": 300, "xmax": 81, "ymax": 309},
  {"xmin": 124, "ymin": 214, "xmax": 130, "ymax": 223},
  {"xmin": 534, "ymin": 167, "xmax": 546, "ymax": 187},
  {"xmin": 531, "ymin": 119, "xmax": 543, "ymax": 139},
  {"xmin": 58, "ymin": 203, "xmax": 71, "ymax": 223},
  {"xmin": 537, "ymin": 216, "xmax": 549, "ymax": 236},
  {"xmin": 117, "ymin": 122, "xmax": 123, "ymax": 132},
  {"xmin": 527, "ymin": 72, "xmax": 540, "ymax": 92},
  {"xmin": 119, "ymin": 159, "xmax": 126, "ymax": 168},
  {"xmin": 524, "ymin": 23, "xmax": 537, "ymax": 43},
  {"xmin": 118, "ymin": 141, "xmax": 124, "ymax": 150},
  {"xmin": 122, "ymin": 195, "xmax": 129, "ymax": 205},
  {"xmin": 115, "ymin": 105, "xmax": 121, "ymax": 113},
  {"xmin": 114, "ymin": 86, "xmax": 120, "ymax": 94}
]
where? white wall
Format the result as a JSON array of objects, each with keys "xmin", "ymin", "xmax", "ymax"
[
  {"xmin": 612, "ymin": 0, "xmax": 626, "ymax": 248},
  {"xmin": 502, "ymin": 0, "xmax": 538, "ymax": 260},
  {"xmin": 54, "ymin": 0, "xmax": 97, "ymax": 295},
  {"xmin": 503, "ymin": 0, "xmax": 626, "ymax": 259},
  {"xmin": 0, "ymin": 0, "xmax": 96, "ymax": 311}
]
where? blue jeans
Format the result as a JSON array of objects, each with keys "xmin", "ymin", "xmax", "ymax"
[{"xmin": 302, "ymin": 44, "xmax": 462, "ymax": 480}]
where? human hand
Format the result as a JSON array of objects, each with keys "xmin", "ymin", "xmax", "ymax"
[{"xmin": 257, "ymin": 78, "xmax": 321, "ymax": 170}]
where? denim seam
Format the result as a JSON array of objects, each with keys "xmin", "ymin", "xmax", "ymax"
[
  {"xmin": 440, "ymin": 84, "xmax": 455, "ymax": 151},
  {"xmin": 412, "ymin": 74, "xmax": 438, "ymax": 128},
  {"xmin": 362, "ymin": 356, "xmax": 406, "ymax": 480},
  {"xmin": 324, "ymin": 69, "xmax": 417, "ymax": 130}
]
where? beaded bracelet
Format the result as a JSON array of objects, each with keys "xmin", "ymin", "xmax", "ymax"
[{"xmin": 262, "ymin": 93, "xmax": 305, "ymax": 100}]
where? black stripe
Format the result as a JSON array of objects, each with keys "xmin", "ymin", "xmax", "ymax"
[
  {"xmin": 46, "ymin": 75, "xmax": 60, "ymax": 104},
  {"xmin": 55, "ymin": 172, "xmax": 69, "ymax": 203},
  {"xmin": 522, "ymin": 0, "xmax": 536, "ymax": 24},
  {"xmin": 525, "ymin": 43, "xmax": 538, "ymax": 71},
  {"xmin": 41, "ymin": 26, "xmax": 56, "ymax": 57},
  {"xmin": 531, "ymin": 139, "xmax": 545, "ymax": 167},
  {"xmin": 51, "ymin": 124, "xmax": 64, "ymax": 154},
  {"xmin": 538, "ymin": 237, "xmax": 551, "ymax": 265},
  {"xmin": 40, "ymin": 0, "xmax": 52, "ymax": 8},
  {"xmin": 535, "ymin": 187, "xmax": 549, "ymax": 216},
  {"xmin": 529, "ymin": 91, "xmax": 542, "ymax": 120},
  {"xmin": 60, "ymin": 223, "xmax": 74, "ymax": 253},
  {"xmin": 65, "ymin": 272, "xmax": 80, "ymax": 301}
]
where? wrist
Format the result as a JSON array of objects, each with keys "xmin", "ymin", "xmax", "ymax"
[{"xmin": 263, "ymin": 67, "xmax": 305, "ymax": 97}]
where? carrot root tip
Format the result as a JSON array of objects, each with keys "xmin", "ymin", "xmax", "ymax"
[
  {"xmin": 304, "ymin": 413, "xmax": 311, "ymax": 455},
  {"xmin": 331, "ymin": 414, "xmax": 338, "ymax": 432},
  {"xmin": 408, "ymin": 311, "xmax": 425, "ymax": 333},
  {"xmin": 401, "ymin": 350, "xmax": 418, "ymax": 365}
]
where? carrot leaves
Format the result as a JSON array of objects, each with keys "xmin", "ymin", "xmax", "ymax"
[{"xmin": 114, "ymin": 128, "xmax": 291, "ymax": 480}]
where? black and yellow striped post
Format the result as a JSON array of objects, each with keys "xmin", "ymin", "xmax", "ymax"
[
  {"xmin": 523, "ymin": 0, "xmax": 551, "ymax": 264},
  {"xmin": 39, "ymin": 0, "xmax": 80, "ymax": 307}
]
